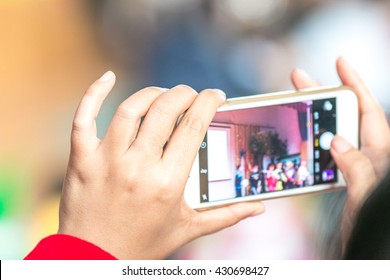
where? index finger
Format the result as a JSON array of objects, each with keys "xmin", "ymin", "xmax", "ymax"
[
  {"xmin": 336, "ymin": 57, "xmax": 382, "ymax": 116},
  {"xmin": 162, "ymin": 89, "xmax": 226, "ymax": 184},
  {"xmin": 290, "ymin": 68, "xmax": 321, "ymax": 89},
  {"xmin": 336, "ymin": 57, "xmax": 390, "ymax": 151},
  {"xmin": 72, "ymin": 71, "xmax": 116, "ymax": 155},
  {"xmin": 337, "ymin": 57, "xmax": 390, "ymax": 181}
]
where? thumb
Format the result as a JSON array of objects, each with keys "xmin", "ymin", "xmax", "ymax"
[
  {"xmin": 330, "ymin": 135, "xmax": 376, "ymax": 206},
  {"xmin": 191, "ymin": 202, "xmax": 265, "ymax": 238}
]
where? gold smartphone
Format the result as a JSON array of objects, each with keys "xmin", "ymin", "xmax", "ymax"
[{"xmin": 185, "ymin": 86, "xmax": 359, "ymax": 209}]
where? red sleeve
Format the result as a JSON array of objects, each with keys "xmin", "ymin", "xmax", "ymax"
[{"xmin": 24, "ymin": 234, "xmax": 117, "ymax": 260}]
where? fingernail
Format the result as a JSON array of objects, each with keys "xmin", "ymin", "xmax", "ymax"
[
  {"xmin": 331, "ymin": 135, "xmax": 353, "ymax": 154},
  {"xmin": 98, "ymin": 71, "xmax": 114, "ymax": 82},
  {"xmin": 339, "ymin": 56, "xmax": 348, "ymax": 64},
  {"xmin": 339, "ymin": 56, "xmax": 355, "ymax": 72},
  {"xmin": 150, "ymin": 86, "xmax": 169, "ymax": 92},
  {"xmin": 295, "ymin": 68, "xmax": 311, "ymax": 80},
  {"xmin": 338, "ymin": 56, "xmax": 348, "ymax": 67},
  {"xmin": 213, "ymin": 89, "xmax": 226, "ymax": 99},
  {"xmin": 176, "ymin": 112, "xmax": 185, "ymax": 126}
]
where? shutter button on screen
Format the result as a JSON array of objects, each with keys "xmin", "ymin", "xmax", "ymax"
[{"xmin": 319, "ymin": 131, "xmax": 334, "ymax": 150}]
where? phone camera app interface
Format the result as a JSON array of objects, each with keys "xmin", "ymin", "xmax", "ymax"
[{"xmin": 198, "ymin": 98, "xmax": 337, "ymax": 203}]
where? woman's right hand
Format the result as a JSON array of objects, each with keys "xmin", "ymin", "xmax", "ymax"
[{"xmin": 290, "ymin": 57, "xmax": 390, "ymax": 252}]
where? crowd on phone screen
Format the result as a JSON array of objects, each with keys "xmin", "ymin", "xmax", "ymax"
[{"xmin": 235, "ymin": 160, "xmax": 310, "ymax": 197}]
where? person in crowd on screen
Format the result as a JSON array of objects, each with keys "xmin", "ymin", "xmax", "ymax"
[
  {"xmin": 284, "ymin": 161, "xmax": 296, "ymax": 189},
  {"xmin": 265, "ymin": 163, "xmax": 277, "ymax": 192},
  {"xmin": 235, "ymin": 164, "xmax": 243, "ymax": 197},
  {"xmin": 249, "ymin": 164, "xmax": 261, "ymax": 195},
  {"xmin": 296, "ymin": 160, "xmax": 310, "ymax": 187},
  {"xmin": 274, "ymin": 162, "xmax": 287, "ymax": 191}
]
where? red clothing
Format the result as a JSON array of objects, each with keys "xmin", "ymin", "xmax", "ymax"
[{"xmin": 24, "ymin": 234, "xmax": 117, "ymax": 260}]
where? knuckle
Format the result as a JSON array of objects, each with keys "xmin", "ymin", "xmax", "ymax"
[
  {"xmin": 226, "ymin": 206, "xmax": 244, "ymax": 225},
  {"xmin": 84, "ymin": 84, "xmax": 100, "ymax": 97},
  {"xmin": 115, "ymin": 104, "xmax": 139, "ymax": 122},
  {"xmin": 348, "ymin": 149, "xmax": 369, "ymax": 165},
  {"xmin": 180, "ymin": 113, "xmax": 204, "ymax": 134},
  {"xmin": 124, "ymin": 170, "xmax": 141, "ymax": 193},
  {"xmin": 72, "ymin": 117, "xmax": 88, "ymax": 133},
  {"xmin": 158, "ymin": 174, "xmax": 173, "ymax": 190},
  {"xmin": 355, "ymin": 156, "xmax": 371, "ymax": 173},
  {"xmin": 360, "ymin": 154, "xmax": 371, "ymax": 166},
  {"xmin": 151, "ymin": 176, "xmax": 175, "ymax": 203},
  {"xmin": 150, "ymin": 100, "xmax": 172, "ymax": 119}
]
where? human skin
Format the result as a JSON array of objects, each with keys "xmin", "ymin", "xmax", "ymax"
[
  {"xmin": 291, "ymin": 57, "xmax": 390, "ymax": 253},
  {"xmin": 57, "ymin": 58, "xmax": 388, "ymax": 260},
  {"xmin": 58, "ymin": 71, "xmax": 265, "ymax": 259}
]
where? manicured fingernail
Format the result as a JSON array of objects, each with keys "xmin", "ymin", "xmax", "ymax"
[
  {"xmin": 295, "ymin": 68, "xmax": 311, "ymax": 80},
  {"xmin": 98, "ymin": 71, "xmax": 114, "ymax": 82},
  {"xmin": 332, "ymin": 135, "xmax": 352, "ymax": 154}
]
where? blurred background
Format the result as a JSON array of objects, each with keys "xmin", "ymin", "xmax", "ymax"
[{"xmin": 1, "ymin": 0, "xmax": 390, "ymax": 259}]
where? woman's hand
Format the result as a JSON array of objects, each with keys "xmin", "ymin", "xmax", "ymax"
[
  {"xmin": 58, "ymin": 71, "xmax": 265, "ymax": 259},
  {"xmin": 290, "ymin": 57, "xmax": 390, "ymax": 252}
]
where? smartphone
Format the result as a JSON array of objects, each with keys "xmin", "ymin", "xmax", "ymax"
[{"xmin": 184, "ymin": 86, "xmax": 359, "ymax": 209}]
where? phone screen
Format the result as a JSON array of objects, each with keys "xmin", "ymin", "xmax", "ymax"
[{"xmin": 197, "ymin": 98, "xmax": 337, "ymax": 204}]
